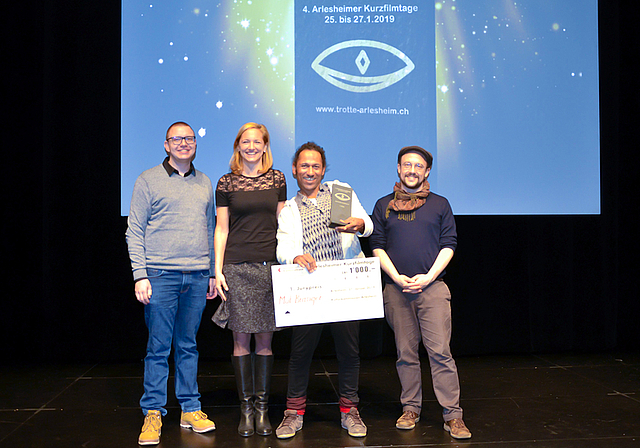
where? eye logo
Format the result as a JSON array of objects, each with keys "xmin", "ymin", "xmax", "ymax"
[
  {"xmin": 311, "ymin": 40, "xmax": 415, "ymax": 93},
  {"xmin": 334, "ymin": 192, "xmax": 351, "ymax": 202}
]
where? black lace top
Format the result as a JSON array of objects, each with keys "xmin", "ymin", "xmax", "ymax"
[{"xmin": 216, "ymin": 169, "xmax": 287, "ymax": 264}]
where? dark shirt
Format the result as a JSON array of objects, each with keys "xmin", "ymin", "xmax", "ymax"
[
  {"xmin": 162, "ymin": 157, "xmax": 195, "ymax": 177},
  {"xmin": 370, "ymin": 192, "xmax": 457, "ymax": 282},
  {"xmin": 216, "ymin": 169, "xmax": 287, "ymax": 264}
]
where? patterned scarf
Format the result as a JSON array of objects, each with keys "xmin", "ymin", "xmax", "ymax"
[{"xmin": 385, "ymin": 181, "xmax": 430, "ymax": 220}]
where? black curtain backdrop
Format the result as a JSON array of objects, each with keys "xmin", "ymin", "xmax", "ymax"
[{"xmin": 4, "ymin": 1, "xmax": 637, "ymax": 364}]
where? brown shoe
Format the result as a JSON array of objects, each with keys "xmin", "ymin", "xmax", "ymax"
[
  {"xmin": 444, "ymin": 418, "xmax": 471, "ymax": 439},
  {"xmin": 395, "ymin": 410, "xmax": 420, "ymax": 430}
]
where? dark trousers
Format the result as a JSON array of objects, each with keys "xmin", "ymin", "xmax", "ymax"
[{"xmin": 286, "ymin": 321, "xmax": 360, "ymax": 410}]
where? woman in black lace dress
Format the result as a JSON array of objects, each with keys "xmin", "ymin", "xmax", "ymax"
[{"xmin": 213, "ymin": 122, "xmax": 286, "ymax": 437}]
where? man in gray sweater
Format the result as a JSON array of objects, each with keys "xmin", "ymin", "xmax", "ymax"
[{"xmin": 126, "ymin": 121, "xmax": 217, "ymax": 445}]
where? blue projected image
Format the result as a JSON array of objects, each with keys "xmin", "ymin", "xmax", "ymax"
[
  {"xmin": 121, "ymin": 1, "xmax": 600, "ymax": 215},
  {"xmin": 294, "ymin": 1, "xmax": 437, "ymax": 197}
]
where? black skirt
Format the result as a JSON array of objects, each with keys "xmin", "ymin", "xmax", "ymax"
[{"xmin": 222, "ymin": 261, "xmax": 279, "ymax": 333}]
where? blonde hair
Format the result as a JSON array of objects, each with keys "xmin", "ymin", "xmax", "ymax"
[{"xmin": 229, "ymin": 122, "xmax": 273, "ymax": 175}]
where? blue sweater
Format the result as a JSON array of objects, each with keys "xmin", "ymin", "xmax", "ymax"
[{"xmin": 370, "ymin": 192, "xmax": 457, "ymax": 282}]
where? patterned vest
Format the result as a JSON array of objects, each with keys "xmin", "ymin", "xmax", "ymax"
[{"xmin": 295, "ymin": 185, "xmax": 343, "ymax": 262}]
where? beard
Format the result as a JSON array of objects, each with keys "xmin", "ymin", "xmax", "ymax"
[{"xmin": 400, "ymin": 175, "xmax": 424, "ymax": 191}]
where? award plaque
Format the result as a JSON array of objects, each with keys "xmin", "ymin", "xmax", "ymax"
[{"xmin": 329, "ymin": 184, "xmax": 353, "ymax": 228}]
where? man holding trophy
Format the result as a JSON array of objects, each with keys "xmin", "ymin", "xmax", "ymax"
[{"xmin": 274, "ymin": 142, "xmax": 373, "ymax": 439}]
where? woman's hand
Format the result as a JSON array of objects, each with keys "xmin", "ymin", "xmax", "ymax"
[{"xmin": 215, "ymin": 273, "xmax": 229, "ymax": 301}]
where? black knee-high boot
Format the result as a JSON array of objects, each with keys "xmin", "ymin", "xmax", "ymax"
[
  {"xmin": 232, "ymin": 355, "xmax": 254, "ymax": 437},
  {"xmin": 254, "ymin": 354, "xmax": 273, "ymax": 436}
]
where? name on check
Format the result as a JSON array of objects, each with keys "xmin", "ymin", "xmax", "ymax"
[{"xmin": 271, "ymin": 257, "xmax": 383, "ymax": 327}]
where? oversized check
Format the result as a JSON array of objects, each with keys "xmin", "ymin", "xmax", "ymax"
[{"xmin": 271, "ymin": 257, "xmax": 384, "ymax": 327}]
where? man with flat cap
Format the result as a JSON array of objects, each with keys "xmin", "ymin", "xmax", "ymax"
[{"xmin": 369, "ymin": 146, "xmax": 471, "ymax": 439}]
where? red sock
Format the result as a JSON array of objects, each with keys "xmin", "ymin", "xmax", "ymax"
[{"xmin": 339, "ymin": 396, "xmax": 358, "ymax": 414}]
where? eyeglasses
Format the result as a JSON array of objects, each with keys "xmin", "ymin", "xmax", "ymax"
[
  {"xmin": 166, "ymin": 136, "xmax": 196, "ymax": 145},
  {"xmin": 400, "ymin": 161, "xmax": 427, "ymax": 171}
]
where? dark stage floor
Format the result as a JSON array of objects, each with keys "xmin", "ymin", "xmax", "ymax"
[{"xmin": 1, "ymin": 352, "xmax": 639, "ymax": 448}]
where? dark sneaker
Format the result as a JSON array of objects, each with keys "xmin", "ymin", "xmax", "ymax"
[
  {"xmin": 340, "ymin": 407, "xmax": 367, "ymax": 437},
  {"xmin": 396, "ymin": 410, "xmax": 420, "ymax": 430},
  {"xmin": 444, "ymin": 418, "xmax": 472, "ymax": 439},
  {"xmin": 275, "ymin": 410, "xmax": 303, "ymax": 439}
]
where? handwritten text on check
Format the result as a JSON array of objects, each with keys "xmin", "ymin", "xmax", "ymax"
[{"xmin": 271, "ymin": 257, "xmax": 384, "ymax": 327}]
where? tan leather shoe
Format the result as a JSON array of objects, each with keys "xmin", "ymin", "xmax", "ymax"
[
  {"xmin": 138, "ymin": 410, "xmax": 162, "ymax": 445},
  {"xmin": 180, "ymin": 410, "xmax": 216, "ymax": 433},
  {"xmin": 444, "ymin": 418, "xmax": 472, "ymax": 439},
  {"xmin": 396, "ymin": 410, "xmax": 420, "ymax": 430}
]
